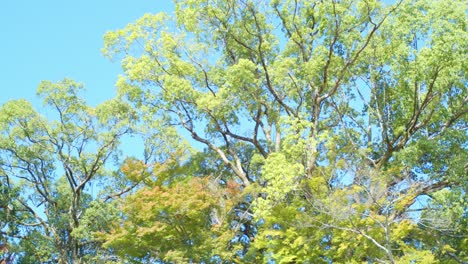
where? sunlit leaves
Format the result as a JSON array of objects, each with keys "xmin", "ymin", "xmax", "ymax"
[
  {"xmin": 0, "ymin": 79, "xmax": 133, "ymax": 263},
  {"xmin": 2, "ymin": 0, "xmax": 465, "ymax": 262},
  {"xmin": 102, "ymin": 0, "xmax": 467, "ymax": 261},
  {"xmin": 103, "ymin": 177, "xmax": 218, "ymax": 262}
]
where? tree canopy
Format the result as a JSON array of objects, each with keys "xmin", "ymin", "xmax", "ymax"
[{"xmin": 1, "ymin": 0, "xmax": 467, "ymax": 263}]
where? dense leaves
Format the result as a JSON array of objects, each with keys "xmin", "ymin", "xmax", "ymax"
[
  {"xmin": 104, "ymin": 177, "xmax": 216, "ymax": 262},
  {"xmin": 101, "ymin": 0, "xmax": 467, "ymax": 262},
  {"xmin": 1, "ymin": 0, "xmax": 467, "ymax": 263}
]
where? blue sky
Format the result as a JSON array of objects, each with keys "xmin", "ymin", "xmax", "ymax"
[{"xmin": 0, "ymin": 1, "xmax": 173, "ymax": 107}]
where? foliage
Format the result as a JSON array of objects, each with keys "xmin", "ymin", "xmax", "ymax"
[
  {"xmin": 101, "ymin": 0, "xmax": 467, "ymax": 263},
  {"xmin": 1, "ymin": 0, "xmax": 467, "ymax": 263},
  {"xmin": 102, "ymin": 166, "xmax": 244, "ymax": 263},
  {"xmin": 0, "ymin": 79, "xmax": 132, "ymax": 263}
]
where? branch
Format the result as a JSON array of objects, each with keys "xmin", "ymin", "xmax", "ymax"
[{"xmin": 176, "ymin": 106, "xmax": 250, "ymax": 186}]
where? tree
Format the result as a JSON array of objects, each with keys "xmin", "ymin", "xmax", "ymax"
[
  {"xmin": 0, "ymin": 79, "xmax": 133, "ymax": 263},
  {"xmin": 104, "ymin": 176, "xmax": 217, "ymax": 263},
  {"xmin": 103, "ymin": 0, "xmax": 467, "ymax": 262},
  {"xmin": 100, "ymin": 151, "xmax": 248, "ymax": 263}
]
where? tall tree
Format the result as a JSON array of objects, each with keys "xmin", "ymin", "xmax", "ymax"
[
  {"xmin": 103, "ymin": 0, "xmax": 467, "ymax": 262},
  {"xmin": 0, "ymin": 79, "xmax": 133, "ymax": 263}
]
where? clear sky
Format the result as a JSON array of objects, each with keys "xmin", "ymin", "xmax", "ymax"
[{"xmin": 0, "ymin": 1, "xmax": 174, "ymax": 107}]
